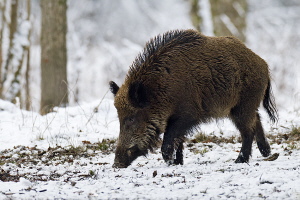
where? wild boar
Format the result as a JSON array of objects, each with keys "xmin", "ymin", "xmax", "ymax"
[{"xmin": 109, "ymin": 29, "xmax": 277, "ymax": 168}]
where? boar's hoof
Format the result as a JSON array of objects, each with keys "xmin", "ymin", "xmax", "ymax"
[
  {"xmin": 165, "ymin": 159, "xmax": 175, "ymax": 166},
  {"xmin": 165, "ymin": 159, "xmax": 183, "ymax": 166},
  {"xmin": 174, "ymin": 157, "xmax": 183, "ymax": 165},
  {"xmin": 162, "ymin": 154, "xmax": 175, "ymax": 166},
  {"xmin": 112, "ymin": 162, "xmax": 128, "ymax": 168},
  {"xmin": 257, "ymin": 142, "xmax": 271, "ymax": 157},
  {"xmin": 235, "ymin": 154, "xmax": 249, "ymax": 164},
  {"xmin": 259, "ymin": 148, "xmax": 271, "ymax": 157}
]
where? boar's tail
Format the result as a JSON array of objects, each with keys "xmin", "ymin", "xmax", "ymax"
[{"xmin": 263, "ymin": 80, "xmax": 278, "ymax": 123}]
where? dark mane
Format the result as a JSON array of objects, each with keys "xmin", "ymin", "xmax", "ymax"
[{"xmin": 128, "ymin": 29, "xmax": 201, "ymax": 77}]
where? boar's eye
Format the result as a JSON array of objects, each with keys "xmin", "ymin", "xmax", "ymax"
[{"xmin": 126, "ymin": 117, "xmax": 135, "ymax": 124}]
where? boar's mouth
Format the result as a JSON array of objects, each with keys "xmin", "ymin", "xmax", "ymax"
[
  {"xmin": 112, "ymin": 147, "xmax": 148, "ymax": 168},
  {"xmin": 112, "ymin": 122, "xmax": 162, "ymax": 168}
]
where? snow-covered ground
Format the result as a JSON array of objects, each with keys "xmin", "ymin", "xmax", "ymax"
[
  {"xmin": 1, "ymin": 0, "xmax": 300, "ymax": 199},
  {"xmin": 0, "ymin": 98, "xmax": 300, "ymax": 199}
]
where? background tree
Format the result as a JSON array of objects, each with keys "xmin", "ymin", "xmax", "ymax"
[
  {"xmin": 210, "ymin": 0, "xmax": 247, "ymax": 41},
  {"xmin": 40, "ymin": 0, "xmax": 68, "ymax": 115},
  {"xmin": 0, "ymin": 0, "xmax": 18, "ymax": 97},
  {"xmin": 25, "ymin": 0, "xmax": 31, "ymax": 110},
  {"xmin": 0, "ymin": 0, "xmax": 5, "ymax": 81},
  {"xmin": 0, "ymin": 0, "xmax": 32, "ymax": 106},
  {"xmin": 190, "ymin": 0, "xmax": 202, "ymax": 32}
]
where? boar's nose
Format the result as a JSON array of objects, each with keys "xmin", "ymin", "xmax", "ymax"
[{"xmin": 112, "ymin": 162, "xmax": 128, "ymax": 168}]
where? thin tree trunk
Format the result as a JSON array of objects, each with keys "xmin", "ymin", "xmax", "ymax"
[
  {"xmin": 210, "ymin": 0, "xmax": 247, "ymax": 41},
  {"xmin": 6, "ymin": 0, "xmax": 32, "ymax": 104},
  {"xmin": 190, "ymin": 0, "xmax": 202, "ymax": 32},
  {"xmin": 40, "ymin": 0, "xmax": 68, "ymax": 115},
  {"xmin": 0, "ymin": 0, "xmax": 5, "ymax": 85},
  {"xmin": 25, "ymin": 0, "xmax": 31, "ymax": 110},
  {"xmin": 1, "ymin": 0, "xmax": 18, "ymax": 97}
]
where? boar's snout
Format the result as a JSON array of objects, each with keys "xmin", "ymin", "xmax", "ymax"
[
  {"xmin": 112, "ymin": 146, "xmax": 132, "ymax": 168},
  {"xmin": 112, "ymin": 144, "xmax": 148, "ymax": 168}
]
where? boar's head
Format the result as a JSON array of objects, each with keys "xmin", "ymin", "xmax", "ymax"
[{"xmin": 109, "ymin": 81, "xmax": 164, "ymax": 168}]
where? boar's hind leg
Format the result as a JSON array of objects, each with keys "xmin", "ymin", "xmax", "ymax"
[
  {"xmin": 230, "ymin": 107, "xmax": 257, "ymax": 163},
  {"xmin": 254, "ymin": 113, "xmax": 271, "ymax": 157}
]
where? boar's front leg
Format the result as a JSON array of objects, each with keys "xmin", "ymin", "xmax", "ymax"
[
  {"xmin": 162, "ymin": 116, "xmax": 196, "ymax": 165},
  {"xmin": 174, "ymin": 142, "xmax": 184, "ymax": 165},
  {"xmin": 162, "ymin": 130, "xmax": 183, "ymax": 165}
]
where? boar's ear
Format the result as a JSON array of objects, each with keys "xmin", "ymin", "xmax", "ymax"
[
  {"xmin": 128, "ymin": 81, "xmax": 150, "ymax": 108},
  {"xmin": 109, "ymin": 81, "xmax": 119, "ymax": 96}
]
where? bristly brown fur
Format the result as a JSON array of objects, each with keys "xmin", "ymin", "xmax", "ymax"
[
  {"xmin": 128, "ymin": 30, "xmax": 204, "ymax": 78},
  {"xmin": 111, "ymin": 29, "xmax": 277, "ymax": 168}
]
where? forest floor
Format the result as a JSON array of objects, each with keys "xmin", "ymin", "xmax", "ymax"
[{"xmin": 0, "ymin": 99, "xmax": 300, "ymax": 199}]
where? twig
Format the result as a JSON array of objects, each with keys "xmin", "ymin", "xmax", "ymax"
[{"xmin": 85, "ymin": 89, "xmax": 109, "ymax": 126}]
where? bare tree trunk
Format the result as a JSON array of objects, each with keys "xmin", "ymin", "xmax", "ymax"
[
  {"xmin": 190, "ymin": 0, "xmax": 202, "ymax": 32},
  {"xmin": 210, "ymin": 0, "xmax": 247, "ymax": 41},
  {"xmin": 4, "ymin": 0, "xmax": 32, "ymax": 105},
  {"xmin": 1, "ymin": 0, "xmax": 18, "ymax": 97},
  {"xmin": 25, "ymin": 0, "xmax": 31, "ymax": 110},
  {"xmin": 40, "ymin": 0, "xmax": 68, "ymax": 115},
  {"xmin": 0, "ymin": 0, "xmax": 5, "ymax": 83}
]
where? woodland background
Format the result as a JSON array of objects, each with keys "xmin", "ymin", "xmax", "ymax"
[
  {"xmin": 0, "ymin": 0, "xmax": 299, "ymax": 113},
  {"xmin": 1, "ymin": 1, "xmax": 300, "ymax": 199}
]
